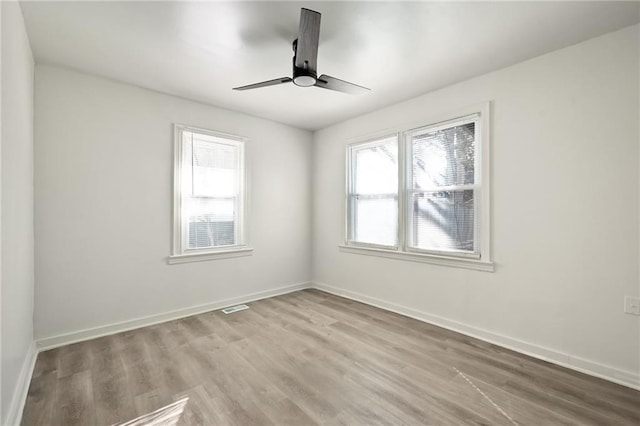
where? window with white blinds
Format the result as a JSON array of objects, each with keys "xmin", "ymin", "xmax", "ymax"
[
  {"xmin": 344, "ymin": 104, "xmax": 490, "ymax": 268},
  {"xmin": 172, "ymin": 125, "xmax": 248, "ymax": 259},
  {"xmin": 407, "ymin": 115, "xmax": 479, "ymax": 256}
]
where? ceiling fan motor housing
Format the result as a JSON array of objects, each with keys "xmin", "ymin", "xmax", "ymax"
[
  {"xmin": 292, "ymin": 63, "xmax": 317, "ymax": 87},
  {"xmin": 292, "ymin": 39, "xmax": 317, "ymax": 87}
]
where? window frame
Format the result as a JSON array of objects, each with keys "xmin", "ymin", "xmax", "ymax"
[
  {"xmin": 169, "ymin": 124, "xmax": 252, "ymax": 264},
  {"xmin": 342, "ymin": 102, "xmax": 493, "ymax": 272},
  {"xmin": 404, "ymin": 113, "xmax": 481, "ymax": 259},
  {"xmin": 346, "ymin": 135, "xmax": 400, "ymax": 250}
]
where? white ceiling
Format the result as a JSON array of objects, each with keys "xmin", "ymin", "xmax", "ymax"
[{"xmin": 20, "ymin": 1, "xmax": 640, "ymax": 131}]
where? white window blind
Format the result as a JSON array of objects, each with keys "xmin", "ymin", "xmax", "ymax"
[
  {"xmin": 174, "ymin": 126, "xmax": 247, "ymax": 256},
  {"xmin": 407, "ymin": 114, "xmax": 480, "ymax": 256},
  {"xmin": 347, "ymin": 136, "xmax": 398, "ymax": 247}
]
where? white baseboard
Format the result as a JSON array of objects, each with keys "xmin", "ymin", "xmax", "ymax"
[
  {"xmin": 4, "ymin": 341, "xmax": 38, "ymax": 426},
  {"xmin": 37, "ymin": 281, "xmax": 312, "ymax": 351},
  {"xmin": 311, "ymin": 281, "xmax": 640, "ymax": 391},
  {"xmin": 28, "ymin": 279, "xmax": 640, "ymax": 401}
]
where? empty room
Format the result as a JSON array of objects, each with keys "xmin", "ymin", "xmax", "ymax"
[{"xmin": 2, "ymin": 0, "xmax": 640, "ymax": 424}]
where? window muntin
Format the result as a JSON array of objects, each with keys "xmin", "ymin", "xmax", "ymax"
[
  {"xmin": 174, "ymin": 126, "xmax": 246, "ymax": 255},
  {"xmin": 407, "ymin": 115, "xmax": 480, "ymax": 256},
  {"xmin": 347, "ymin": 136, "xmax": 398, "ymax": 247}
]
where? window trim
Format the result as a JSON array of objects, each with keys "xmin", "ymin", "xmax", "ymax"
[
  {"xmin": 343, "ymin": 102, "xmax": 493, "ymax": 271},
  {"xmin": 338, "ymin": 244, "xmax": 494, "ymax": 272},
  {"xmin": 169, "ymin": 124, "xmax": 252, "ymax": 264}
]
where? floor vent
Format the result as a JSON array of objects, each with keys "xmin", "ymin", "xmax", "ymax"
[{"xmin": 222, "ymin": 304, "xmax": 249, "ymax": 314}]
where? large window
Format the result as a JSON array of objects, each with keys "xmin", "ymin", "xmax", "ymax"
[
  {"xmin": 344, "ymin": 104, "xmax": 491, "ymax": 271},
  {"xmin": 171, "ymin": 125, "xmax": 251, "ymax": 263}
]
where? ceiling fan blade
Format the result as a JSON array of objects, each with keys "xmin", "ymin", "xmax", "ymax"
[
  {"xmin": 315, "ymin": 75, "xmax": 370, "ymax": 94},
  {"xmin": 295, "ymin": 8, "xmax": 321, "ymax": 72},
  {"xmin": 233, "ymin": 77, "xmax": 293, "ymax": 91}
]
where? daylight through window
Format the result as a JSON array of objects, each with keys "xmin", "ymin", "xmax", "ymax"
[
  {"xmin": 346, "ymin": 107, "xmax": 489, "ymax": 265},
  {"xmin": 407, "ymin": 115, "xmax": 479, "ymax": 256},
  {"xmin": 173, "ymin": 125, "xmax": 247, "ymax": 258}
]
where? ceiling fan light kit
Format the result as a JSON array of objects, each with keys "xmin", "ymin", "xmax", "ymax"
[{"xmin": 234, "ymin": 8, "xmax": 370, "ymax": 94}]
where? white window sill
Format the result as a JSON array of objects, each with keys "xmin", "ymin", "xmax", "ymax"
[
  {"xmin": 338, "ymin": 244, "xmax": 494, "ymax": 272},
  {"xmin": 168, "ymin": 247, "xmax": 254, "ymax": 264}
]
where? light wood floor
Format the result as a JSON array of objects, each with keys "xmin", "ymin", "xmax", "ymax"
[{"xmin": 22, "ymin": 289, "xmax": 640, "ymax": 425}]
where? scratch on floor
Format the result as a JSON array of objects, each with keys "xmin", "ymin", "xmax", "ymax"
[{"xmin": 453, "ymin": 367, "xmax": 518, "ymax": 425}]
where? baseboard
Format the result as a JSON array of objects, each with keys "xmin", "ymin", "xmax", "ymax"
[
  {"xmin": 30, "ymin": 280, "xmax": 640, "ymax": 394},
  {"xmin": 311, "ymin": 281, "xmax": 640, "ymax": 391},
  {"xmin": 37, "ymin": 281, "xmax": 312, "ymax": 351},
  {"xmin": 4, "ymin": 341, "xmax": 38, "ymax": 426}
]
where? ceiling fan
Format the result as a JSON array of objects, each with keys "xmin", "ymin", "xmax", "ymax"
[{"xmin": 233, "ymin": 8, "xmax": 370, "ymax": 94}]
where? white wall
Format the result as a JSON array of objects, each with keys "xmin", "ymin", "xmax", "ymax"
[
  {"xmin": 1, "ymin": 1, "xmax": 35, "ymax": 424},
  {"xmin": 312, "ymin": 25, "xmax": 640, "ymax": 385},
  {"xmin": 34, "ymin": 66, "xmax": 312, "ymax": 340}
]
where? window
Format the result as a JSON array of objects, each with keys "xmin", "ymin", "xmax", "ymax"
[
  {"xmin": 170, "ymin": 125, "xmax": 251, "ymax": 263},
  {"xmin": 347, "ymin": 136, "xmax": 399, "ymax": 247},
  {"xmin": 407, "ymin": 115, "xmax": 479, "ymax": 257},
  {"xmin": 344, "ymin": 103, "xmax": 492, "ymax": 271}
]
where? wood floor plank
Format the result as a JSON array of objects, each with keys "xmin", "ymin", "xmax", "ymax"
[
  {"xmin": 132, "ymin": 388, "xmax": 173, "ymax": 418},
  {"xmin": 174, "ymin": 385, "xmax": 227, "ymax": 426},
  {"xmin": 116, "ymin": 331, "xmax": 152, "ymax": 368},
  {"xmin": 57, "ymin": 343, "xmax": 92, "ymax": 379},
  {"xmin": 92, "ymin": 371, "xmax": 136, "ymax": 425},
  {"xmin": 244, "ymin": 308, "xmax": 485, "ymax": 424},
  {"xmin": 450, "ymin": 371, "xmax": 579, "ymax": 425},
  {"xmin": 21, "ymin": 372, "xmax": 58, "ymax": 426},
  {"xmin": 196, "ymin": 311, "xmax": 245, "ymax": 343},
  {"xmin": 124, "ymin": 357, "xmax": 162, "ymax": 397},
  {"xmin": 318, "ymin": 323, "xmax": 499, "ymax": 424},
  {"xmin": 237, "ymin": 316, "xmax": 418, "ymax": 425},
  {"xmin": 88, "ymin": 339, "xmax": 125, "ymax": 378},
  {"xmin": 201, "ymin": 379, "xmax": 272, "ymax": 426},
  {"xmin": 22, "ymin": 289, "xmax": 640, "ymax": 425},
  {"xmin": 31, "ymin": 349, "xmax": 60, "ymax": 379},
  {"xmin": 51, "ymin": 370, "xmax": 96, "ymax": 426},
  {"xmin": 232, "ymin": 336, "xmax": 340, "ymax": 423},
  {"xmin": 178, "ymin": 314, "xmax": 214, "ymax": 339}
]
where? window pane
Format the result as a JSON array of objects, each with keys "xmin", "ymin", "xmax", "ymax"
[
  {"xmin": 412, "ymin": 121, "xmax": 475, "ymax": 189},
  {"xmin": 348, "ymin": 136, "xmax": 398, "ymax": 246},
  {"xmin": 192, "ymin": 140, "xmax": 238, "ymax": 197},
  {"xmin": 355, "ymin": 197, "xmax": 397, "ymax": 246},
  {"xmin": 186, "ymin": 198, "xmax": 235, "ymax": 249},
  {"xmin": 354, "ymin": 139, "xmax": 397, "ymax": 195},
  {"xmin": 411, "ymin": 190, "xmax": 475, "ymax": 252}
]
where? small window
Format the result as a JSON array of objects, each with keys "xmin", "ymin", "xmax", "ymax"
[
  {"xmin": 171, "ymin": 125, "xmax": 250, "ymax": 262},
  {"xmin": 347, "ymin": 136, "xmax": 399, "ymax": 248}
]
